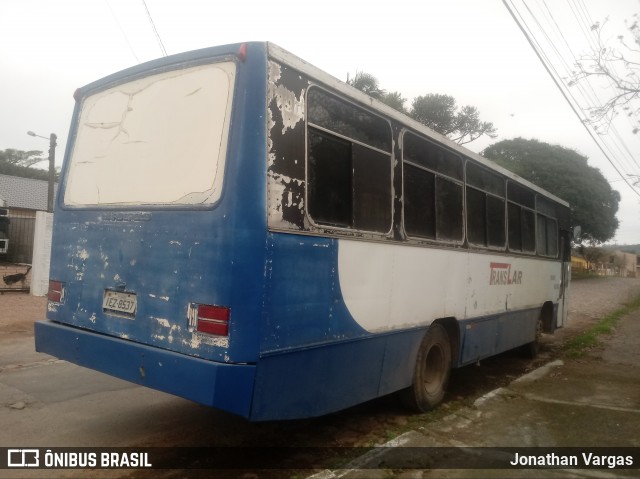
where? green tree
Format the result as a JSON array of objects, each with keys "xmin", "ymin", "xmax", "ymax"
[
  {"xmin": 410, "ymin": 94, "xmax": 497, "ymax": 145},
  {"xmin": 347, "ymin": 71, "xmax": 408, "ymax": 113},
  {"xmin": 0, "ymin": 149, "xmax": 55, "ymax": 181},
  {"xmin": 580, "ymin": 245, "xmax": 607, "ymax": 270},
  {"xmin": 483, "ymin": 138, "xmax": 620, "ymax": 244},
  {"xmin": 347, "ymin": 71, "xmax": 385, "ymax": 100},
  {"xmin": 381, "ymin": 90, "xmax": 407, "ymax": 113},
  {"xmin": 410, "ymin": 94, "xmax": 457, "ymax": 134},
  {"xmin": 347, "ymin": 71, "xmax": 496, "ymax": 144}
]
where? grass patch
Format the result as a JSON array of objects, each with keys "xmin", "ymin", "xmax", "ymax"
[
  {"xmin": 564, "ymin": 293, "xmax": 640, "ymax": 358},
  {"xmin": 570, "ymin": 271, "xmax": 605, "ymax": 281}
]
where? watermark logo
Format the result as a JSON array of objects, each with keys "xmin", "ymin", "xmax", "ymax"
[
  {"xmin": 7, "ymin": 449, "xmax": 39, "ymax": 468},
  {"xmin": 4, "ymin": 449, "xmax": 152, "ymax": 469}
]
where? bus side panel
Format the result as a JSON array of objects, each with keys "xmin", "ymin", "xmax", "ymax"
[
  {"xmin": 260, "ymin": 233, "xmax": 368, "ymax": 351},
  {"xmin": 377, "ymin": 328, "xmax": 425, "ymax": 396},
  {"xmin": 457, "ymin": 308, "xmax": 540, "ymax": 366},
  {"xmin": 251, "ymin": 328, "xmax": 425, "ymax": 420},
  {"xmin": 252, "ymin": 338, "xmax": 385, "ymax": 420},
  {"xmin": 336, "ymin": 240, "xmax": 563, "ymax": 334},
  {"xmin": 254, "ymin": 233, "xmax": 432, "ymax": 420},
  {"xmin": 255, "ymin": 235, "xmax": 563, "ymax": 418}
]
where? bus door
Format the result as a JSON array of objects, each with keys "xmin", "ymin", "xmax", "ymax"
[{"xmin": 557, "ymin": 229, "xmax": 572, "ymax": 327}]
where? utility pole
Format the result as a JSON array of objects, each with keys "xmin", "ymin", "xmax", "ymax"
[
  {"xmin": 27, "ymin": 131, "xmax": 57, "ymax": 213},
  {"xmin": 47, "ymin": 133, "xmax": 57, "ymax": 213}
]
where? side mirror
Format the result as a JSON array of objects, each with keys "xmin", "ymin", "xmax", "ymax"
[{"xmin": 572, "ymin": 225, "xmax": 582, "ymax": 240}]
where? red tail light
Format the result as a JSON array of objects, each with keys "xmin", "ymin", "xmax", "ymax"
[
  {"xmin": 48, "ymin": 280, "xmax": 65, "ymax": 303},
  {"xmin": 189, "ymin": 303, "xmax": 230, "ymax": 336}
]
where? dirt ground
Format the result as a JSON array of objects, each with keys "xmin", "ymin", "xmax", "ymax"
[
  {"xmin": 547, "ymin": 275, "xmax": 640, "ymax": 346},
  {"xmin": 0, "ymin": 293, "xmax": 46, "ymax": 339}
]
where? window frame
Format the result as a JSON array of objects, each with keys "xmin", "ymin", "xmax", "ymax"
[
  {"xmin": 506, "ymin": 180, "xmax": 537, "ymax": 255},
  {"xmin": 464, "ymin": 161, "xmax": 507, "ymax": 251},
  {"xmin": 305, "ymin": 85, "xmax": 394, "ymax": 236},
  {"xmin": 535, "ymin": 195, "xmax": 560, "ymax": 258},
  {"xmin": 400, "ymin": 130, "xmax": 465, "ymax": 245}
]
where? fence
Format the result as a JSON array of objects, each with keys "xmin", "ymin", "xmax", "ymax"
[{"xmin": 0, "ymin": 213, "xmax": 36, "ymax": 265}]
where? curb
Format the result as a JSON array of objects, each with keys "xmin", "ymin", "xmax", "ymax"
[{"xmin": 307, "ymin": 359, "xmax": 566, "ymax": 478}]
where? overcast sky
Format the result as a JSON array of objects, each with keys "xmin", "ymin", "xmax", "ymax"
[{"xmin": 1, "ymin": 0, "xmax": 639, "ymax": 244}]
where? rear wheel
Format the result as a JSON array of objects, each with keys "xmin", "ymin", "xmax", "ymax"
[
  {"xmin": 401, "ymin": 323, "xmax": 452, "ymax": 412},
  {"xmin": 520, "ymin": 312, "xmax": 543, "ymax": 359}
]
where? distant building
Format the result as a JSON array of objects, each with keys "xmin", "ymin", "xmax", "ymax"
[
  {"xmin": 571, "ymin": 254, "xmax": 588, "ymax": 272},
  {"xmin": 0, "ymin": 174, "xmax": 57, "ymax": 217},
  {"xmin": 611, "ymin": 250, "xmax": 638, "ymax": 278},
  {"xmin": 0, "ymin": 174, "xmax": 58, "ymax": 264}
]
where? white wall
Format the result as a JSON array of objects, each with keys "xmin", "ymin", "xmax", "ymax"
[{"xmin": 30, "ymin": 211, "xmax": 53, "ymax": 296}]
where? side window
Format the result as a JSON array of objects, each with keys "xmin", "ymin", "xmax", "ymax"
[
  {"xmin": 404, "ymin": 164, "xmax": 436, "ymax": 238},
  {"xmin": 402, "ymin": 132, "xmax": 463, "ymax": 242},
  {"xmin": 308, "ymin": 131, "xmax": 352, "ymax": 227},
  {"xmin": 465, "ymin": 162, "xmax": 506, "ymax": 249},
  {"xmin": 507, "ymin": 182, "xmax": 536, "ymax": 253},
  {"xmin": 307, "ymin": 88, "xmax": 392, "ymax": 233},
  {"xmin": 536, "ymin": 196, "xmax": 559, "ymax": 258}
]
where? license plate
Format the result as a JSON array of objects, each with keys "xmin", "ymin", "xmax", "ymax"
[{"xmin": 103, "ymin": 290, "xmax": 137, "ymax": 318}]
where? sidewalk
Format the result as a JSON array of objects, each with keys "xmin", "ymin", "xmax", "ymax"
[{"xmin": 312, "ymin": 304, "xmax": 640, "ymax": 478}]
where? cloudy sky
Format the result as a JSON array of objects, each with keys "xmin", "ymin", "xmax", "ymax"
[{"xmin": 1, "ymin": 0, "xmax": 639, "ymax": 243}]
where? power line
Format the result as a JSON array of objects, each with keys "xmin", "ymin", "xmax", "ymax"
[
  {"xmin": 561, "ymin": 1, "xmax": 640, "ymax": 173},
  {"xmin": 105, "ymin": 0, "xmax": 140, "ymax": 63},
  {"xmin": 504, "ymin": 0, "xmax": 640, "ymax": 196},
  {"xmin": 142, "ymin": 0, "xmax": 167, "ymax": 57},
  {"xmin": 518, "ymin": 0, "xmax": 640, "ymax": 176},
  {"xmin": 502, "ymin": 0, "xmax": 640, "ymax": 199}
]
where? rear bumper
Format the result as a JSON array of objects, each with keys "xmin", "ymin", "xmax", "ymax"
[{"xmin": 34, "ymin": 320, "xmax": 255, "ymax": 418}]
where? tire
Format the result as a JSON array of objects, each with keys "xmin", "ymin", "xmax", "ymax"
[
  {"xmin": 401, "ymin": 323, "xmax": 452, "ymax": 412},
  {"xmin": 520, "ymin": 313, "xmax": 543, "ymax": 359}
]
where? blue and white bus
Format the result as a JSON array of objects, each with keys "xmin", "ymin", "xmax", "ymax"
[{"xmin": 35, "ymin": 42, "xmax": 571, "ymax": 421}]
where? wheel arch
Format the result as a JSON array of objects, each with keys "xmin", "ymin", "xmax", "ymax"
[
  {"xmin": 540, "ymin": 301, "xmax": 556, "ymax": 333},
  {"xmin": 431, "ymin": 317, "xmax": 460, "ymax": 367}
]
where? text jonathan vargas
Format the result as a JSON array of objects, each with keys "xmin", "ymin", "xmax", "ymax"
[{"xmin": 511, "ymin": 452, "xmax": 633, "ymax": 469}]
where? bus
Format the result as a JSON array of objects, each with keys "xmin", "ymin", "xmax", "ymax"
[{"xmin": 35, "ymin": 42, "xmax": 571, "ymax": 421}]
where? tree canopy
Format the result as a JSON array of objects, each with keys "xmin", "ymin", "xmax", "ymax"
[
  {"xmin": 482, "ymin": 138, "xmax": 620, "ymax": 244},
  {"xmin": 347, "ymin": 71, "xmax": 408, "ymax": 113},
  {"xmin": 0, "ymin": 149, "xmax": 56, "ymax": 181},
  {"xmin": 347, "ymin": 71, "xmax": 496, "ymax": 145},
  {"xmin": 410, "ymin": 94, "xmax": 497, "ymax": 145}
]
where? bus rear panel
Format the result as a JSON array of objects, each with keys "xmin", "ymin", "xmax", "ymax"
[{"xmin": 36, "ymin": 43, "xmax": 269, "ymax": 418}]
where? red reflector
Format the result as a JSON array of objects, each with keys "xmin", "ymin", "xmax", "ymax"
[
  {"xmin": 197, "ymin": 319, "xmax": 229, "ymax": 336},
  {"xmin": 196, "ymin": 304, "xmax": 230, "ymax": 336},
  {"xmin": 198, "ymin": 304, "xmax": 230, "ymax": 321},
  {"xmin": 237, "ymin": 43, "xmax": 248, "ymax": 62},
  {"xmin": 48, "ymin": 280, "xmax": 64, "ymax": 303}
]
